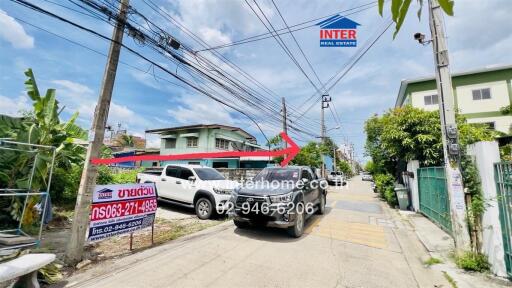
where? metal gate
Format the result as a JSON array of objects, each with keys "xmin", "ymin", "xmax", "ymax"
[
  {"xmin": 417, "ymin": 167, "xmax": 452, "ymax": 233},
  {"xmin": 494, "ymin": 163, "xmax": 512, "ymax": 278}
]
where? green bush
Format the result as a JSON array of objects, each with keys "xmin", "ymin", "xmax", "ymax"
[
  {"xmin": 374, "ymin": 173, "xmax": 397, "ymax": 206},
  {"xmin": 96, "ymin": 166, "xmax": 114, "ymax": 185},
  {"xmin": 111, "ymin": 168, "xmax": 143, "ymax": 184},
  {"xmin": 455, "ymin": 251, "xmax": 490, "ymax": 272}
]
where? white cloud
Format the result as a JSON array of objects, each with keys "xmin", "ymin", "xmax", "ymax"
[
  {"xmin": 50, "ymin": 80, "xmax": 150, "ymax": 130},
  {"xmin": 167, "ymin": 94, "xmax": 236, "ymax": 125},
  {"xmin": 163, "ymin": 0, "xmax": 273, "ymax": 48},
  {"xmin": 0, "ymin": 9, "xmax": 34, "ymax": 49},
  {"xmin": 0, "ymin": 95, "xmax": 30, "ymax": 116},
  {"xmin": 198, "ymin": 27, "xmax": 231, "ymax": 45}
]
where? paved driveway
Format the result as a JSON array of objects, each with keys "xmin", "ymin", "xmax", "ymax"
[{"xmin": 66, "ymin": 178, "xmax": 448, "ymax": 288}]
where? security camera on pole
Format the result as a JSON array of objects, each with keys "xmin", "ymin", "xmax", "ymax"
[{"xmin": 415, "ymin": 0, "xmax": 471, "ymax": 251}]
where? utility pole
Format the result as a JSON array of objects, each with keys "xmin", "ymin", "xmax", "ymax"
[
  {"xmin": 282, "ymin": 97, "xmax": 288, "ymax": 150},
  {"xmin": 428, "ymin": 0, "xmax": 470, "ymax": 251},
  {"xmin": 320, "ymin": 94, "xmax": 330, "ymax": 177},
  {"xmin": 333, "ymin": 147, "xmax": 337, "ymax": 171},
  {"xmin": 66, "ymin": 0, "xmax": 129, "ymax": 264}
]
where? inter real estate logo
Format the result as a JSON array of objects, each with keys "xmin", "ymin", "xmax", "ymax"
[{"xmin": 316, "ymin": 15, "xmax": 360, "ymax": 47}]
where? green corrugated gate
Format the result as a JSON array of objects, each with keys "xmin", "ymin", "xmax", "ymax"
[
  {"xmin": 494, "ymin": 163, "xmax": 512, "ymax": 278},
  {"xmin": 417, "ymin": 167, "xmax": 452, "ymax": 234}
]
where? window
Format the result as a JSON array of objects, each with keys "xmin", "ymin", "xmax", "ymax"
[
  {"xmin": 472, "ymin": 88, "xmax": 491, "ymax": 100},
  {"xmin": 483, "ymin": 122, "xmax": 496, "ymax": 130},
  {"xmin": 165, "ymin": 166, "xmax": 178, "ymax": 177},
  {"xmin": 194, "ymin": 168, "xmax": 225, "ymax": 180},
  {"xmin": 215, "ymin": 138, "xmax": 230, "ymax": 150},
  {"xmin": 424, "ymin": 94, "xmax": 439, "ymax": 105},
  {"xmin": 188, "ymin": 161, "xmax": 200, "ymax": 165},
  {"xmin": 186, "ymin": 137, "xmax": 198, "ymax": 148},
  {"xmin": 164, "ymin": 138, "xmax": 176, "ymax": 149},
  {"xmin": 301, "ymin": 169, "xmax": 312, "ymax": 181},
  {"xmin": 212, "ymin": 162, "xmax": 229, "ymax": 168},
  {"xmin": 177, "ymin": 168, "xmax": 194, "ymax": 180}
]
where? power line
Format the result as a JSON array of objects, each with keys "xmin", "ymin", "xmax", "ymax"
[
  {"xmin": 195, "ymin": 1, "xmax": 378, "ymax": 52},
  {"xmin": 245, "ymin": 0, "xmax": 321, "ymax": 94},
  {"xmin": 11, "ymin": 0, "xmax": 279, "ymax": 142},
  {"xmin": 270, "ymin": 0, "xmax": 323, "ymax": 87},
  {"xmin": 292, "ymin": 19, "xmax": 394, "ymax": 122}
]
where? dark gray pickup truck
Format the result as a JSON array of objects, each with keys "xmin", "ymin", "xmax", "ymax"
[{"xmin": 229, "ymin": 166, "xmax": 327, "ymax": 237}]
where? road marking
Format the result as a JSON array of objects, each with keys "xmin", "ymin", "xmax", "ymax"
[
  {"xmin": 304, "ymin": 215, "xmax": 324, "ymax": 234},
  {"xmin": 309, "ymin": 219, "xmax": 388, "ymax": 249}
]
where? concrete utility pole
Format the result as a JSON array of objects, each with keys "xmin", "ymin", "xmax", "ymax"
[
  {"xmin": 428, "ymin": 0, "xmax": 471, "ymax": 251},
  {"xmin": 282, "ymin": 97, "xmax": 288, "ymax": 150},
  {"xmin": 320, "ymin": 94, "xmax": 330, "ymax": 177},
  {"xmin": 66, "ymin": 0, "xmax": 129, "ymax": 264},
  {"xmin": 333, "ymin": 147, "xmax": 337, "ymax": 171}
]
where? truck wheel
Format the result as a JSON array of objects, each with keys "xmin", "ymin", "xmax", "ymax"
[
  {"xmin": 316, "ymin": 193, "xmax": 326, "ymax": 215},
  {"xmin": 195, "ymin": 197, "xmax": 213, "ymax": 220},
  {"xmin": 287, "ymin": 204, "xmax": 305, "ymax": 238},
  {"xmin": 234, "ymin": 219, "xmax": 250, "ymax": 229}
]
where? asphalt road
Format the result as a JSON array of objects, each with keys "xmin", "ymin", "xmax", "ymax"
[{"xmin": 66, "ymin": 178, "xmax": 449, "ymax": 288}]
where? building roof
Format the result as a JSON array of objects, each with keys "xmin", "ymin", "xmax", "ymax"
[
  {"xmin": 395, "ymin": 64, "xmax": 512, "ymax": 107},
  {"xmin": 145, "ymin": 124, "xmax": 257, "ymax": 141}
]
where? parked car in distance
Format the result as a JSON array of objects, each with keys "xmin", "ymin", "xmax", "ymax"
[
  {"xmin": 229, "ymin": 166, "xmax": 327, "ymax": 238},
  {"xmin": 136, "ymin": 164, "xmax": 238, "ymax": 219},
  {"xmin": 327, "ymin": 171, "xmax": 346, "ymax": 186},
  {"xmin": 362, "ymin": 173, "xmax": 373, "ymax": 181}
]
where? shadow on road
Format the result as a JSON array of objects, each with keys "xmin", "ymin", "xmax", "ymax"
[{"xmin": 232, "ymin": 208, "xmax": 332, "ymax": 242}]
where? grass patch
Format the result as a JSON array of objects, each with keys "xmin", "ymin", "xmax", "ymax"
[
  {"xmin": 442, "ymin": 271, "xmax": 457, "ymax": 288},
  {"xmin": 423, "ymin": 257, "xmax": 443, "ymax": 266},
  {"xmin": 455, "ymin": 251, "xmax": 490, "ymax": 272}
]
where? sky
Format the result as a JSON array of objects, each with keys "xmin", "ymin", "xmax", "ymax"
[{"xmin": 0, "ymin": 0, "xmax": 511, "ymax": 163}]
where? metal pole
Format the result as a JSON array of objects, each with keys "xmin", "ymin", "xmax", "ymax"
[
  {"xmin": 66, "ymin": 0, "xmax": 129, "ymax": 264},
  {"xmin": 429, "ymin": 0, "xmax": 470, "ymax": 251},
  {"xmin": 38, "ymin": 148, "xmax": 56, "ymax": 242}
]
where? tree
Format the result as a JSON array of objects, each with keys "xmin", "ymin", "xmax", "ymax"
[
  {"xmin": 292, "ymin": 142, "xmax": 322, "ymax": 167},
  {"xmin": 378, "ymin": 0, "xmax": 455, "ymax": 37},
  {"xmin": 364, "ymin": 105, "xmax": 496, "ymax": 176},
  {"xmin": 0, "ymin": 69, "xmax": 85, "ymax": 222},
  {"xmin": 337, "ymin": 160, "xmax": 353, "ymax": 177}
]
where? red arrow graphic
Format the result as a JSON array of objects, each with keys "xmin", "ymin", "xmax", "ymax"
[{"xmin": 91, "ymin": 132, "xmax": 300, "ymax": 167}]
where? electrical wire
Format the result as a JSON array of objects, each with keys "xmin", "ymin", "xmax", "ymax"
[{"xmin": 195, "ymin": 1, "xmax": 378, "ymax": 52}]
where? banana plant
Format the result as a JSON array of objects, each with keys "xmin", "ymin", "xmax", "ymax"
[{"xmin": 0, "ymin": 69, "xmax": 86, "ymax": 223}]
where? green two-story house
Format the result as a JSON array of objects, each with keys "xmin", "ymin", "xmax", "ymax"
[
  {"xmin": 395, "ymin": 65, "xmax": 512, "ymax": 133},
  {"xmin": 146, "ymin": 124, "xmax": 268, "ymax": 168}
]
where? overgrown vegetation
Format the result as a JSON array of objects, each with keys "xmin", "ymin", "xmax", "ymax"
[
  {"xmin": 443, "ymin": 271, "xmax": 457, "ymax": 288},
  {"xmin": 455, "ymin": 251, "xmax": 490, "ymax": 272},
  {"xmin": 364, "ymin": 106, "xmax": 495, "ymax": 210},
  {"xmin": 374, "ymin": 173, "xmax": 397, "ymax": 206},
  {"xmin": 423, "ymin": 257, "xmax": 443, "ymax": 266},
  {"xmin": 0, "ymin": 69, "xmax": 85, "ymax": 226},
  {"xmin": 0, "ymin": 69, "xmax": 141, "ymax": 227}
]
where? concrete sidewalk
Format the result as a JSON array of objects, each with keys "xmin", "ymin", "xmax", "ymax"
[
  {"xmin": 403, "ymin": 211, "xmax": 511, "ymax": 288},
  {"xmin": 61, "ymin": 178, "xmax": 450, "ymax": 288}
]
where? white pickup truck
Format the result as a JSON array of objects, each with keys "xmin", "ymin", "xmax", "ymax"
[{"xmin": 136, "ymin": 164, "xmax": 238, "ymax": 219}]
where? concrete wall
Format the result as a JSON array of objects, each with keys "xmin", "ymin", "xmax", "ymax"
[
  {"xmin": 216, "ymin": 168, "xmax": 262, "ymax": 181},
  {"xmin": 467, "ymin": 141, "xmax": 507, "ymax": 277},
  {"xmin": 467, "ymin": 115, "xmax": 512, "ymax": 134},
  {"xmin": 411, "ymin": 89, "xmax": 439, "ymax": 111},
  {"xmin": 457, "ymin": 80, "xmax": 509, "ymax": 114}
]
